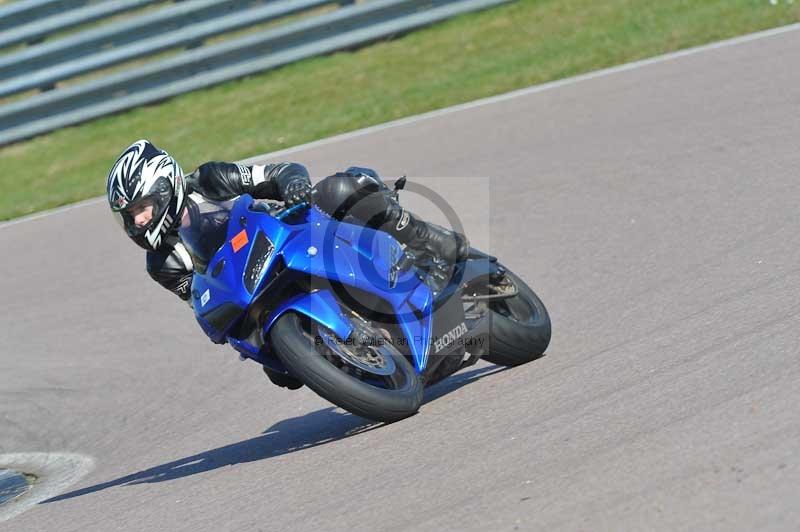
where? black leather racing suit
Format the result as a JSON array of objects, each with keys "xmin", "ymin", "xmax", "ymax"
[{"xmin": 146, "ymin": 161, "xmax": 311, "ymax": 301}]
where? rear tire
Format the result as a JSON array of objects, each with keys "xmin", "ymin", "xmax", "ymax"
[
  {"xmin": 475, "ymin": 268, "xmax": 551, "ymax": 366},
  {"xmin": 270, "ymin": 312, "xmax": 423, "ymax": 422}
]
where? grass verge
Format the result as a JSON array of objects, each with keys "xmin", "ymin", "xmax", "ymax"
[{"xmin": 1, "ymin": 0, "xmax": 799, "ymax": 220}]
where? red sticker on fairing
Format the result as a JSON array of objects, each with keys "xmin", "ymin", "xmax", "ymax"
[{"xmin": 231, "ymin": 229, "xmax": 249, "ymax": 252}]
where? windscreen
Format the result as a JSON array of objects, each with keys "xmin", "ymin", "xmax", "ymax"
[{"xmin": 178, "ymin": 197, "xmax": 235, "ymax": 274}]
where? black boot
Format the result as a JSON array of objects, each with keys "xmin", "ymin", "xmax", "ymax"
[
  {"xmin": 399, "ymin": 214, "xmax": 470, "ymax": 267},
  {"xmin": 365, "ymin": 174, "xmax": 470, "ymax": 268},
  {"xmin": 313, "ymin": 170, "xmax": 470, "ymax": 273},
  {"xmin": 383, "ymin": 201, "xmax": 470, "ymax": 293}
]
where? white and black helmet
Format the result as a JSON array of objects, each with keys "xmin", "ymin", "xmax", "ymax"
[{"xmin": 107, "ymin": 139, "xmax": 186, "ymax": 251}]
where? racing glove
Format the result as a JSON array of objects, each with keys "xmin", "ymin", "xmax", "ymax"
[{"xmin": 281, "ymin": 178, "xmax": 313, "ymax": 207}]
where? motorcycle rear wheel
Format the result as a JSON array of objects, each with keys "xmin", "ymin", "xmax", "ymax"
[
  {"xmin": 270, "ymin": 312, "xmax": 423, "ymax": 422},
  {"xmin": 465, "ymin": 267, "xmax": 551, "ymax": 366}
]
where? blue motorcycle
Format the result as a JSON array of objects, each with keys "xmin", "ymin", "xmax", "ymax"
[{"xmin": 180, "ymin": 188, "xmax": 550, "ymax": 422}]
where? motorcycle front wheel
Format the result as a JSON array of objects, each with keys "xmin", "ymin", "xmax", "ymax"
[{"xmin": 270, "ymin": 312, "xmax": 423, "ymax": 422}]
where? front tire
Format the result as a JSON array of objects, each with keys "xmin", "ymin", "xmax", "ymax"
[{"xmin": 270, "ymin": 312, "xmax": 423, "ymax": 422}]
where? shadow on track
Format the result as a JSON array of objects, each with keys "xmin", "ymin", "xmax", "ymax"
[
  {"xmin": 42, "ymin": 406, "xmax": 376, "ymax": 504},
  {"xmin": 43, "ymin": 363, "xmax": 508, "ymax": 504}
]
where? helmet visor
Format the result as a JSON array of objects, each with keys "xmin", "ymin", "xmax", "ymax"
[{"xmin": 115, "ymin": 193, "xmax": 169, "ymax": 238}]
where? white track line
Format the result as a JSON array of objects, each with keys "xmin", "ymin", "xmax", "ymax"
[{"xmin": 2, "ymin": 21, "xmax": 799, "ymax": 231}]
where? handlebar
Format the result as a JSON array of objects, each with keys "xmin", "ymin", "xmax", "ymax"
[{"xmin": 275, "ymin": 201, "xmax": 311, "ymax": 220}]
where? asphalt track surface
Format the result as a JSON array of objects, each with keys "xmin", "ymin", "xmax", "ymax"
[{"xmin": 2, "ymin": 25, "xmax": 800, "ymax": 532}]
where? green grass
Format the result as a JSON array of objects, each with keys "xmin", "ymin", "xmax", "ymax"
[{"xmin": 1, "ymin": 0, "xmax": 799, "ymax": 220}]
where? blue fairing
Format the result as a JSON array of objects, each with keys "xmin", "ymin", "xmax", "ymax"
[
  {"xmin": 190, "ymin": 195, "xmax": 434, "ymax": 372},
  {"xmin": 264, "ymin": 290, "xmax": 353, "ymax": 342}
]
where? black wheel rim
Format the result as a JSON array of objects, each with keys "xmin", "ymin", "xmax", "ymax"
[{"xmin": 301, "ymin": 317, "xmax": 410, "ymax": 391}]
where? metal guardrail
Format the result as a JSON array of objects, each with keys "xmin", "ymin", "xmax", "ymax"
[
  {"xmin": 0, "ymin": 0, "xmax": 510, "ymax": 146},
  {"xmin": 0, "ymin": 0, "xmax": 335, "ymax": 97},
  {"xmin": 0, "ymin": 0, "xmax": 162, "ymax": 50},
  {"xmin": 0, "ymin": 0, "xmax": 270, "ymax": 79},
  {"xmin": 0, "ymin": 0, "xmax": 93, "ymax": 32}
]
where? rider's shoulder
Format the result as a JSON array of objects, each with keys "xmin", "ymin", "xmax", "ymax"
[{"xmin": 195, "ymin": 160, "xmax": 232, "ymax": 173}]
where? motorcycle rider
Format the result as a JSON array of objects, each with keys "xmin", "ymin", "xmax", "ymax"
[{"xmin": 107, "ymin": 139, "xmax": 469, "ymax": 386}]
